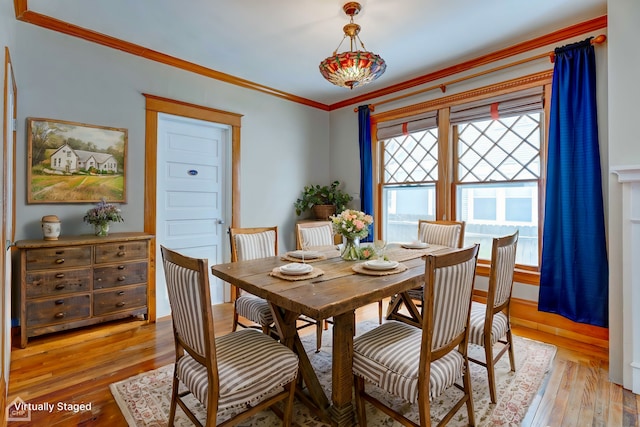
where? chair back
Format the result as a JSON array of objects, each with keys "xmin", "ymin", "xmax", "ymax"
[
  {"xmin": 423, "ymin": 244, "xmax": 479, "ymax": 357},
  {"xmin": 229, "ymin": 226, "xmax": 278, "ymax": 262},
  {"xmin": 488, "ymin": 231, "xmax": 519, "ymax": 311},
  {"xmin": 160, "ymin": 246, "xmax": 217, "ymax": 370},
  {"xmin": 295, "ymin": 221, "xmax": 333, "ymax": 249},
  {"xmin": 418, "ymin": 220, "xmax": 465, "ymax": 248}
]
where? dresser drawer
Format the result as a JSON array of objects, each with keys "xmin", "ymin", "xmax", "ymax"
[
  {"xmin": 26, "ymin": 295, "xmax": 91, "ymax": 327},
  {"xmin": 93, "ymin": 262, "xmax": 148, "ymax": 289},
  {"xmin": 25, "ymin": 247, "xmax": 92, "ymax": 270},
  {"xmin": 93, "ymin": 285, "xmax": 147, "ymax": 316},
  {"xmin": 95, "ymin": 241, "xmax": 149, "ymax": 264},
  {"xmin": 25, "ymin": 269, "xmax": 91, "ymax": 298}
]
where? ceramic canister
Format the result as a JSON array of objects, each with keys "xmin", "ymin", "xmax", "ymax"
[{"xmin": 41, "ymin": 215, "xmax": 61, "ymax": 240}]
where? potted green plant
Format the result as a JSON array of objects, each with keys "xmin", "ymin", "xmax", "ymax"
[{"xmin": 294, "ymin": 180, "xmax": 353, "ymax": 219}]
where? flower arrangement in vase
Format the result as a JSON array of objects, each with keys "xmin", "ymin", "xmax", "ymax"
[
  {"xmin": 83, "ymin": 198, "xmax": 124, "ymax": 236},
  {"xmin": 330, "ymin": 209, "xmax": 373, "ymax": 261}
]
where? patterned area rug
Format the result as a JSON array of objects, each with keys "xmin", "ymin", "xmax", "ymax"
[{"xmin": 110, "ymin": 321, "xmax": 556, "ymax": 426}]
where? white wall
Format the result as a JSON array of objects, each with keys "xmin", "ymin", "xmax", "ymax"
[
  {"xmin": 607, "ymin": 0, "xmax": 640, "ymax": 386},
  {"xmin": 9, "ymin": 21, "xmax": 331, "ymax": 320}
]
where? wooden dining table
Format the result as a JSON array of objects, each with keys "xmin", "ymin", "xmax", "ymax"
[{"xmin": 210, "ymin": 243, "xmax": 452, "ymax": 427}]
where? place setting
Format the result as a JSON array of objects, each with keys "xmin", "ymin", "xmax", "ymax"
[
  {"xmin": 270, "ymin": 261, "xmax": 325, "ymax": 280},
  {"xmin": 281, "ymin": 249, "xmax": 327, "ymax": 263},
  {"xmin": 352, "ymin": 240, "xmax": 408, "ymax": 276}
]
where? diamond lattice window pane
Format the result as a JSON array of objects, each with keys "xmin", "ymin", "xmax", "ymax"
[{"xmin": 456, "ymin": 113, "xmax": 541, "ymax": 183}]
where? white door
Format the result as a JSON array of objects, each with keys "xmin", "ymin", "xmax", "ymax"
[{"xmin": 156, "ymin": 113, "xmax": 229, "ymax": 317}]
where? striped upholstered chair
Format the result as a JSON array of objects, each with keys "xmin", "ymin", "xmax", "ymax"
[
  {"xmin": 406, "ymin": 219, "xmax": 466, "ymax": 302},
  {"xmin": 160, "ymin": 246, "xmax": 299, "ymax": 427},
  {"xmin": 418, "ymin": 219, "xmax": 466, "ymax": 248},
  {"xmin": 229, "ymin": 227, "xmax": 279, "ymax": 335},
  {"xmin": 353, "ymin": 244, "xmax": 479, "ymax": 427},
  {"xmin": 468, "ymin": 231, "xmax": 519, "ymax": 403},
  {"xmin": 387, "ymin": 219, "xmax": 467, "ymax": 321},
  {"xmin": 295, "ymin": 221, "xmax": 334, "ymax": 250}
]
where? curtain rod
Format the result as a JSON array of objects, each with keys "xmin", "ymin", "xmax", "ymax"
[{"xmin": 354, "ymin": 34, "xmax": 607, "ymax": 113}]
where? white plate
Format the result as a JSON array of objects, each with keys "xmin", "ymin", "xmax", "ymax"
[
  {"xmin": 288, "ymin": 250, "xmax": 321, "ymax": 260},
  {"xmin": 279, "ymin": 263, "xmax": 313, "ymax": 276},
  {"xmin": 363, "ymin": 260, "xmax": 399, "ymax": 271},
  {"xmin": 401, "ymin": 242, "xmax": 428, "ymax": 249}
]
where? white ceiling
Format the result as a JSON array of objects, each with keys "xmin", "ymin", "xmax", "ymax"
[{"xmin": 27, "ymin": 0, "xmax": 607, "ymax": 106}]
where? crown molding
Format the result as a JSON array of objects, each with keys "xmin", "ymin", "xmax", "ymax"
[{"xmin": 13, "ymin": 1, "xmax": 606, "ymax": 113}]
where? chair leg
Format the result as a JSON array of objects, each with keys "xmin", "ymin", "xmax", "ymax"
[
  {"xmin": 463, "ymin": 358, "xmax": 476, "ymax": 426},
  {"xmin": 232, "ymin": 307, "xmax": 239, "ymax": 332},
  {"xmin": 378, "ymin": 300, "xmax": 383, "ymax": 324},
  {"xmin": 168, "ymin": 366, "xmax": 180, "ymax": 426},
  {"xmin": 354, "ymin": 375, "xmax": 368, "ymax": 427},
  {"xmin": 506, "ymin": 328, "xmax": 516, "ymax": 372},
  {"xmin": 316, "ymin": 320, "xmax": 323, "ymax": 352},
  {"xmin": 484, "ymin": 336, "xmax": 497, "ymax": 404},
  {"xmin": 282, "ymin": 380, "xmax": 297, "ymax": 427},
  {"xmin": 417, "ymin": 383, "xmax": 432, "ymax": 427}
]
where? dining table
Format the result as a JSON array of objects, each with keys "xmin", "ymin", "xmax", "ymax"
[{"xmin": 210, "ymin": 242, "xmax": 453, "ymax": 427}]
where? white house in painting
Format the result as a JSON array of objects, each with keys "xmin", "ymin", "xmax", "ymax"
[{"xmin": 49, "ymin": 143, "xmax": 118, "ymax": 173}]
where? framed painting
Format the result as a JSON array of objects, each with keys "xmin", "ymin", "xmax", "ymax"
[{"xmin": 27, "ymin": 118, "xmax": 127, "ymax": 203}]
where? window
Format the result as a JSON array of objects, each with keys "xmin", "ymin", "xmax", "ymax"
[
  {"xmin": 453, "ymin": 92, "xmax": 542, "ymax": 267},
  {"xmin": 375, "ymin": 77, "xmax": 549, "ymax": 273},
  {"xmin": 378, "ymin": 112, "xmax": 439, "ymax": 243}
]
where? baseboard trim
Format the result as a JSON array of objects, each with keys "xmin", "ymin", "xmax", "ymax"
[{"xmin": 473, "ymin": 290, "xmax": 609, "ymax": 349}]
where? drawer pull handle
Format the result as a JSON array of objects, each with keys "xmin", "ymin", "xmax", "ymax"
[
  {"xmin": 117, "ymin": 251, "xmax": 126, "ymax": 257},
  {"xmin": 117, "ymin": 265, "xmax": 126, "ymax": 270},
  {"xmin": 55, "ymin": 258, "xmax": 65, "ymax": 264},
  {"xmin": 33, "ymin": 280, "xmax": 42, "ymax": 286},
  {"xmin": 117, "ymin": 291, "xmax": 125, "ymax": 296},
  {"xmin": 55, "ymin": 251, "xmax": 64, "ymax": 255},
  {"xmin": 55, "ymin": 273, "xmax": 65, "ymax": 278},
  {"xmin": 96, "ymin": 278, "xmax": 102, "ymax": 282},
  {"xmin": 116, "ymin": 302, "xmax": 126, "ymax": 308},
  {"xmin": 55, "ymin": 300, "xmax": 64, "ymax": 305},
  {"xmin": 117, "ymin": 276, "xmax": 126, "ymax": 281},
  {"xmin": 55, "ymin": 284, "xmax": 65, "ymax": 290},
  {"xmin": 54, "ymin": 312, "xmax": 65, "ymax": 319}
]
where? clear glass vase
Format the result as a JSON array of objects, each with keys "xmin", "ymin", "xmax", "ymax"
[
  {"xmin": 95, "ymin": 223, "xmax": 110, "ymax": 237},
  {"xmin": 341, "ymin": 237, "xmax": 360, "ymax": 261}
]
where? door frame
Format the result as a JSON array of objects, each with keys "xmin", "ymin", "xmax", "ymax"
[
  {"xmin": 143, "ymin": 94, "xmax": 242, "ymax": 321},
  {"xmin": 2, "ymin": 46, "xmax": 17, "ymax": 426}
]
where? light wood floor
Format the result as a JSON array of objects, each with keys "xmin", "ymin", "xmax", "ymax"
[{"xmin": 7, "ymin": 300, "xmax": 639, "ymax": 426}]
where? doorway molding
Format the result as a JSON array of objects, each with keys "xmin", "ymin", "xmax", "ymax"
[{"xmin": 143, "ymin": 94, "xmax": 242, "ymax": 321}]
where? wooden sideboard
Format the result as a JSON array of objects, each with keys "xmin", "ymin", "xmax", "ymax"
[{"xmin": 15, "ymin": 232, "xmax": 153, "ymax": 348}]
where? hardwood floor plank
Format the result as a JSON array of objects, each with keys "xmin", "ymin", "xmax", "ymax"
[
  {"xmin": 527, "ymin": 359, "xmax": 567, "ymax": 427},
  {"xmin": 575, "ymin": 359, "xmax": 600, "ymax": 426},
  {"xmin": 608, "ymin": 381, "xmax": 624, "ymax": 426},
  {"xmin": 7, "ymin": 302, "xmax": 636, "ymax": 427}
]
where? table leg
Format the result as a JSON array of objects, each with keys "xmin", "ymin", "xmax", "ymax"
[
  {"xmin": 385, "ymin": 291, "xmax": 422, "ymax": 328},
  {"xmin": 269, "ymin": 303, "xmax": 331, "ymax": 419},
  {"xmin": 329, "ymin": 311, "xmax": 356, "ymax": 427}
]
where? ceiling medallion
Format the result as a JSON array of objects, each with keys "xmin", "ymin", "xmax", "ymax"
[{"xmin": 319, "ymin": 2, "xmax": 386, "ymax": 90}]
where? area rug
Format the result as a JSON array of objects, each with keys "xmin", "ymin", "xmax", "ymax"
[{"xmin": 110, "ymin": 321, "xmax": 556, "ymax": 426}]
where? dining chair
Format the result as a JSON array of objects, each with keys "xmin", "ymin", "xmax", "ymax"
[
  {"xmin": 468, "ymin": 230, "xmax": 519, "ymax": 403},
  {"xmin": 160, "ymin": 246, "xmax": 299, "ymax": 427},
  {"xmin": 295, "ymin": 220, "xmax": 334, "ymax": 250},
  {"xmin": 387, "ymin": 219, "xmax": 467, "ymax": 320},
  {"xmin": 295, "ymin": 221, "xmax": 384, "ymax": 352},
  {"xmin": 229, "ymin": 226, "xmax": 279, "ymax": 336},
  {"xmin": 417, "ymin": 219, "xmax": 466, "ymax": 248},
  {"xmin": 230, "ymin": 226, "xmax": 318, "ymax": 340},
  {"xmin": 353, "ymin": 244, "xmax": 480, "ymax": 427}
]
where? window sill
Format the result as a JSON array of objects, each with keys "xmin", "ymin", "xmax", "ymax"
[{"xmin": 476, "ymin": 262, "xmax": 540, "ymax": 286}]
